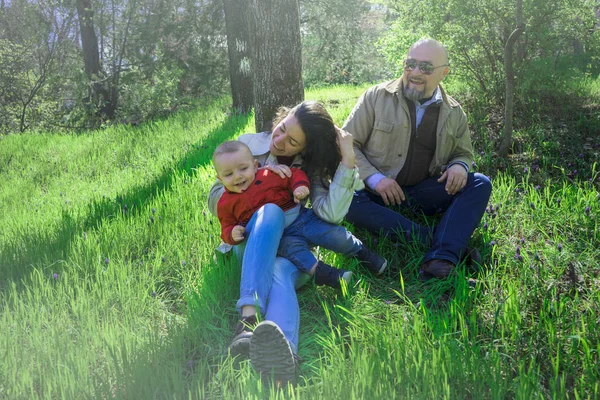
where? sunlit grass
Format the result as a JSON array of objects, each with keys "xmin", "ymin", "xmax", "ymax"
[{"xmin": 0, "ymin": 85, "xmax": 599, "ymax": 398}]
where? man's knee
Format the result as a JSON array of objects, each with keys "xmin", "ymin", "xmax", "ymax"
[
  {"xmin": 473, "ymin": 173, "xmax": 492, "ymax": 199},
  {"xmin": 350, "ymin": 190, "xmax": 372, "ymax": 206}
]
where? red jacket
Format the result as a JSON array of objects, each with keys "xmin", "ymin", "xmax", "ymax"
[{"xmin": 217, "ymin": 168, "xmax": 310, "ymax": 244}]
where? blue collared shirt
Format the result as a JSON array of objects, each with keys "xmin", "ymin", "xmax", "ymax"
[{"xmin": 413, "ymin": 87, "xmax": 444, "ymax": 129}]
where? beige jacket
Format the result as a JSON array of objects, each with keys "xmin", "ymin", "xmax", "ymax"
[
  {"xmin": 208, "ymin": 131, "xmax": 364, "ymax": 224},
  {"xmin": 342, "ymin": 79, "xmax": 473, "ymax": 181}
]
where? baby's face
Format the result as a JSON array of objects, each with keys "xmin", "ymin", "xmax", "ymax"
[{"xmin": 214, "ymin": 149, "xmax": 257, "ymax": 193}]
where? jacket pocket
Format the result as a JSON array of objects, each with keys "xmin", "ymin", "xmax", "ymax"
[
  {"xmin": 374, "ymin": 118, "xmax": 394, "ymax": 133},
  {"xmin": 367, "ymin": 118, "xmax": 395, "ymax": 157}
]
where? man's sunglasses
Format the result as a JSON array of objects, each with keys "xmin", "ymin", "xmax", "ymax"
[{"xmin": 403, "ymin": 59, "xmax": 448, "ymax": 75}]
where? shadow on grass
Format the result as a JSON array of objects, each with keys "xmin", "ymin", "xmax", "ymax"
[
  {"xmin": 0, "ymin": 111, "xmax": 252, "ymax": 284},
  {"xmin": 88, "ymin": 254, "xmax": 245, "ymax": 398}
]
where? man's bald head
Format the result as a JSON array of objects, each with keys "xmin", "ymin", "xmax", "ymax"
[{"xmin": 408, "ymin": 38, "xmax": 449, "ymax": 66}]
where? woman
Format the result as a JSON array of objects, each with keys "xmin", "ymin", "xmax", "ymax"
[{"xmin": 207, "ymin": 101, "xmax": 365, "ymax": 385}]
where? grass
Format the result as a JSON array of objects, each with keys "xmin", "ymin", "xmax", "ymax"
[{"xmin": 1, "ymin": 80, "xmax": 599, "ymax": 399}]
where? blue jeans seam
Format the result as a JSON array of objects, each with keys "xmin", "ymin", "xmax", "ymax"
[{"xmin": 428, "ymin": 198, "xmax": 456, "ymax": 262}]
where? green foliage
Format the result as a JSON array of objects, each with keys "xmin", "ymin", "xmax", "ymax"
[
  {"xmin": 376, "ymin": 0, "xmax": 600, "ymax": 105},
  {"xmin": 301, "ymin": 0, "xmax": 395, "ymax": 87},
  {"xmin": 0, "ymin": 1, "xmax": 76, "ymax": 133},
  {"xmin": 0, "ymin": 39, "xmax": 24, "ymax": 134},
  {"xmin": 125, "ymin": 0, "xmax": 229, "ymax": 97},
  {"xmin": 118, "ymin": 53, "xmax": 184, "ymax": 123},
  {"xmin": 2, "ymin": 0, "xmax": 598, "ymax": 134},
  {"xmin": 0, "ymin": 0, "xmax": 229, "ymax": 134}
]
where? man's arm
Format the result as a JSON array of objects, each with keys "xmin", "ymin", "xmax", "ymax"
[
  {"xmin": 447, "ymin": 109, "xmax": 473, "ymax": 169},
  {"xmin": 342, "ymin": 88, "xmax": 381, "ymax": 181},
  {"xmin": 342, "ymin": 87, "xmax": 406, "ymax": 206},
  {"xmin": 437, "ymin": 109, "xmax": 473, "ymax": 195}
]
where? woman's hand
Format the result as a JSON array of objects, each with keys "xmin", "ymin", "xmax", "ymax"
[
  {"xmin": 264, "ymin": 164, "xmax": 292, "ymax": 179},
  {"xmin": 335, "ymin": 126, "xmax": 356, "ymax": 169}
]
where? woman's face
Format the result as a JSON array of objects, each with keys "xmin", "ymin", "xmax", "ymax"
[{"xmin": 269, "ymin": 113, "xmax": 307, "ymax": 157}]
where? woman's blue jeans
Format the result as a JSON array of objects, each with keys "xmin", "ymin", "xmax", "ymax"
[
  {"xmin": 233, "ymin": 203, "xmax": 310, "ymax": 353},
  {"xmin": 346, "ymin": 172, "xmax": 492, "ymax": 264}
]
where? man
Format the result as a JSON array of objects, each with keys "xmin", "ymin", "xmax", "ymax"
[{"xmin": 342, "ymin": 38, "xmax": 492, "ymax": 280}]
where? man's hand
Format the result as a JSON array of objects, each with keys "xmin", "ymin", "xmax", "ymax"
[
  {"xmin": 374, "ymin": 177, "xmax": 406, "ymax": 206},
  {"xmin": 293, "ymin": 186, "xmax": 310, "ymax": 203},
  {"xmin": 264, "ymin": 164, "xmax": 292, "ymax": 179},
  {"xmin": 438, "ymin": 164, "xmax": 468, "ymax": 195},
  {"xmin": 231, "ymin": 225, "xmax": 246, "ymax": 242}
]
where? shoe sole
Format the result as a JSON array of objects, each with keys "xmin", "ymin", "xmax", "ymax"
[
  {"xmin": 330, "ymin": 270, "xmax": 352, "ymax": 289},
  {"xmin": 250, "ymin": 321, "xmax": 296, "ymax": 386},
  {"xmin": 228, "ymin": 335, "xmax": 251, "ymax": 361},
  {"xmin": 341, "ymin": 271, "xmax": 353, "ymax": 284},
  {"xmin": 374, "ymin": 259, "xmax": 387, "ymax": 275},
  {"xmin": 360, "ymin": 257, "xmax": 387, "ymax": 276}
]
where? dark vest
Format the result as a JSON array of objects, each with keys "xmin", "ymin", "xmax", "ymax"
[{"xmin": 395, "ymin": 101, "xmax": 440, "ymax": 186}]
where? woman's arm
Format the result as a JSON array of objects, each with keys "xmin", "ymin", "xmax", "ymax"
[
  {"xmin": 309, "ymin": 163, "xmax": 364, "ymax": 224},
  {"xmin": 208, "ymin": 180, "xmax": 225, "ymax": 217},
  {"xmin": 310, "ymin": 128, "xmax": 364, "ymax": 224}
]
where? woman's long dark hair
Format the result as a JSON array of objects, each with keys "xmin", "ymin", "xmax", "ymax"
[{"xmin": 273, "ymin": 101, "xmax": 341, "ymax": 187}]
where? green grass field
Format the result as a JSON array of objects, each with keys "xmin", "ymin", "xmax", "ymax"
[{"xmin": 1, "ymin": 83, "xmax": 599, "ymax": 399}]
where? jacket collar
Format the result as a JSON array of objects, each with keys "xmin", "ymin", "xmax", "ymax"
[{"xmin": 247, "ymin": 131, "xmax": 272, "ymax": 156}]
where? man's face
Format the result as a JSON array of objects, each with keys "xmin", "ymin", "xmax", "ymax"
[
  {"xmin": 401, "ymin": 42, "xmax": 449, "ymax": 101},
  {"xmin": 214, "ymin": 149, "xmax": 258, "ymax": 193}
]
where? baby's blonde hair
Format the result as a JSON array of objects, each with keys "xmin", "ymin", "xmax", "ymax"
[{"xmin": 212, "ymin": 141, "xmax": 252, "ymax": 165}]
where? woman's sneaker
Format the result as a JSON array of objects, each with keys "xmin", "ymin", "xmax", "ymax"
[
  {"xmin": 355, "ymin": 245, "xmax": 387, "ymax": 275},
  {"xmin": 313, "ymin": 261, "xmax": 352, "ymax": 289},
  {"xmin": 228, "ymin": 314, "xmax": 257, "ymax": 360},
  {"xmin": 250, "ymin": 321, "xmax": 297, "ymax": 387}
]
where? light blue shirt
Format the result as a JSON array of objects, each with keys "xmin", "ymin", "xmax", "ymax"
[
  {"xmin": 413, "ymin": 87, "xmax": 444, "ymax": 130},
  {"xmin": 365, "ymin": 87, "xmax": 468, "ymax": 190}
]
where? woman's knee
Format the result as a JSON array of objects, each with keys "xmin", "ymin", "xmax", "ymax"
[
  {"xmin": 259, "ymin": 203, "xmax": 285, "ymax": 220},
  {"xmin": 247, "ymin": 203, "xmax": 285, "ymax": 233}
]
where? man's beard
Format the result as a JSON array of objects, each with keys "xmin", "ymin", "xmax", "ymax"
[{"xmin": 402, "ymin": 80, "xmax": 426, "ymax": 101}]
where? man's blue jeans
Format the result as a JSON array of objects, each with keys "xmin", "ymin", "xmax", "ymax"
[
  {"xmin": 233, "ymin": 204, "xmax": 310, "ymax": 354},
  {"xmin": 278, "ymin": 207, "xmax": 363, "ymax": 273},
  {"xmin": 346, "ymin": 172, "xmax": 492, "ymax": 265}
]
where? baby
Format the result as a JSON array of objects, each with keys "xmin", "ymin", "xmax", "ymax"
[{"xmin": 212, "ymin": 140, "xmax": 387, "ymax": 288}]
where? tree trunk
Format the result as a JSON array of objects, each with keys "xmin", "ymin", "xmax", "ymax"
[
  {"xmin": 572, "ymin": 39, "xmax": 584, "ymax": 55},
  {"xmin": 76, "ymin": 0, "xmax": 113, "ymax": 120},
  {"xmin": 498, "ymin": 0, "xmax": 524, "ymax": 157},
  {"xmin": 223, "ymin": 0, "xmax": 254, "ymax": 114},
  {"xmin": 247, "ymin": 0, "xmax": 304, "ymax": 132}
]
